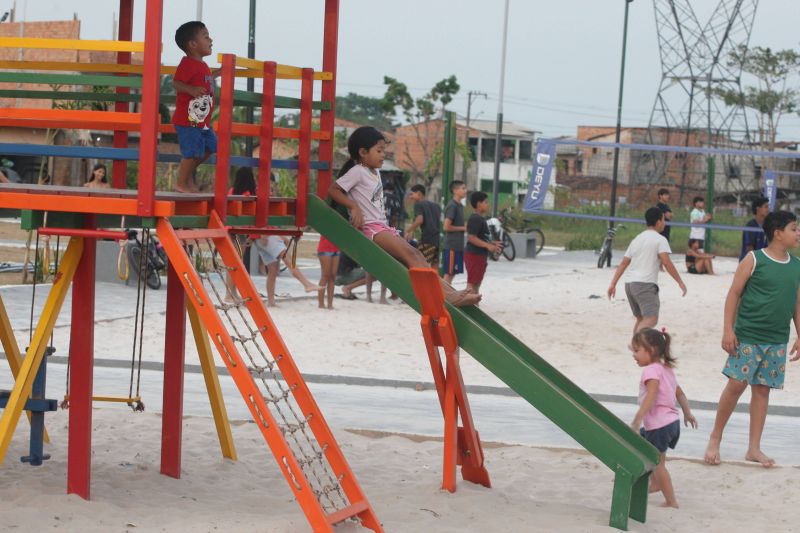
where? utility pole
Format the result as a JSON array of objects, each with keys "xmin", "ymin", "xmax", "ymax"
[
  {"xmin": 196, "ymin": 0, "xmax": 202, "ymax": 20},
  {"xmin": 245, "ymin": 0, "xmax": 256, "ymax": 157},
  {"xmin": 462, "ymin": 90, "xmax": 487, "ymax": 184},
  {"xmin": 491, "ymin": 0, "xmax": 510, "ymax": 217}
]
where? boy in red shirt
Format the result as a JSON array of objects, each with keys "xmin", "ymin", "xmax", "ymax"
[{"xmin": 172, "ymin": 21, "xmax": 217, "ymax": 193}]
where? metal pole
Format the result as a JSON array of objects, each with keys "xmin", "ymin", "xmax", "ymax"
[
  {"xmin": 608, "ymin": 0, "xmax": 633, "ymax": 229},
  {"xmin": 245, "ymin": 0, "xmax": 256, "ymax": 157},
  {"xmin": 491, "ymin": 0, "xmax": 510, "ymax": 217},
  {"xmin": 705, "ymin": 72, "xmax": 714, "ymax": 252},
  {"xmin": 196, "ymin": 0, "xmax": 202, "ymax": 20},
  {"xmin": 462, "ymin": 90, "xmax": 486, "ymax": 185}
]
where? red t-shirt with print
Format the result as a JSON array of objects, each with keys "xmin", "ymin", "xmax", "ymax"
[{"xmin": 172, "ymin": 56, "xmax": 214, "ymax": 129}]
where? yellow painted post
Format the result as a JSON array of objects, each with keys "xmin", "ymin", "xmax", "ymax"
[
  {"xmin": 187, "ymin": 301, "xmax": 237, "ymax": 460},
  {"xmin": 0, "ymin": 295, "xmax": 50, "ymax": 443},
  {"xmin": 0, "ymin": 237, "xmax": 83, "ymax": 465}
]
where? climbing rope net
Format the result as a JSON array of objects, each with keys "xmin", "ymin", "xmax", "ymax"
[{"xmin": 183, "ymin": 237, "xmax": 349, "ymax": 515}]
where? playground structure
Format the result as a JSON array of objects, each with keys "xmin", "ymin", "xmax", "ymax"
[{"xmin": 0, "ymin": 1, "xmax": 661, "ymax": 531}]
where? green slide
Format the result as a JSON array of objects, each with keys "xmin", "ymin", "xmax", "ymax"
[{"xmin": 307, "ymin": 195, "xmax": 658, "ymax": 530}]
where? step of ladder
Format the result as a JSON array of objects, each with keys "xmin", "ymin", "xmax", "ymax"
[{"xmin": 157, "ymin": 212, "xmax": 382, "ymax": 533}]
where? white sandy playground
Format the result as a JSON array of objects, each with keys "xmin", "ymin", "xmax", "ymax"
[{"xmin": 1, "ymin": 248, "xmax": 798, "ymax": 532}]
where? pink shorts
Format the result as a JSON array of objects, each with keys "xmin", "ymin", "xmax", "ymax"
[{"xmin": 360, "ymin": 221, "xmax": 399, "ymax": 240}]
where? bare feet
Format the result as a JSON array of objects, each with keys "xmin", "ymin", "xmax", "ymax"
[
  {"xmin": 704, "ymin": 437, "xmax": 722, "ymax": 465},
  {"xmin": 745, "ymin": 449, "xmax": 775, "ymax": 468},
  {"xmin": 305, "ymin": 285, "xmax": 323, "ymax": 293},
  {"xmin": 660, "ymin": 501, "xmax": 679, "ymax": 509},
  {"xmin": 379, "ymin": 298, "xmax": 389, "ymax": 305},
  {"xmin": 445, "ymin": 289, "xmax": 482, "ymax": 307},
  {"xmin": 174, "ymin": 183, "xmax": 199, "ymax": 193}
]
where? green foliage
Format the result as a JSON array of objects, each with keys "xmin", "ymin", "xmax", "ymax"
[
  {"xmin": 381, "ymin": 75, "xmax": 461, "ymax": 187},
  {"xmin": 273, "ymin": 169, "xmax": 297, "ymax": 197},
  {"xmin": 717, "ymin": 45, "xmax": 800, "ymax": 151},
  {"xmin": 565, "ymin": 233, "xmax": 604, "ymax": 251},
  {"xmin": 335, "ymin": 92, "xmax": 394, "ymax": 130}
]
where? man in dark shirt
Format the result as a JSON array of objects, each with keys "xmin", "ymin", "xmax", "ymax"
[
  {"xmin": 464, "ymin": 191, "xmax": 501, "ymax": 293},
  {"xmin": 443, "ymin": 180, "xmax": 467, "ymax": 284},
  {"xmin": 405, "ymin": 184, "xmax": 442, "ymax": 267},
  {"xmin": 739, "ymin": 196, "xmax": 769, "ymax": 260},
  {"xmin": 655, "ymin": 188, "xmax": 673, "ymax": 242}
]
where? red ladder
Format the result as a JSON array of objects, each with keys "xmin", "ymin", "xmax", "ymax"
[
  {"xmin": 408, "ymin": 268, "xmax": 491, "ymax": 492},
  {"xmin": 157, "ymin": 212, "xmax": 382, "ymax": 532}
]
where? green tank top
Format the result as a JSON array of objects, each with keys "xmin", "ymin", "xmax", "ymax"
[{"xmin": 735, "ymin": 249, "xmax": 800, "ymax": 344}]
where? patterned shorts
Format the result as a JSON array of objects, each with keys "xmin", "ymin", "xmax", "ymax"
[
  {"xmin": 723, "ymin": 342, "xmax": 787, "ymax": 389},
  {"xmin": 417, "ymin": 243, "xmax": 439, "ymax": 267}
]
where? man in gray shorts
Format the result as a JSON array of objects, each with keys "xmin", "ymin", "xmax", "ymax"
[{"xmin": 607, "ymin": 207, "xmax": 687, "ymax": 333}]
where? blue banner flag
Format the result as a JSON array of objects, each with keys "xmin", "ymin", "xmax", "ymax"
[
  {"xmin": 763, "ymin": 170, "xmax": 777, "ymax": 211},
  {"xmin": 523, "ymin": 139, "xmax": 556, "ymax": 212}
]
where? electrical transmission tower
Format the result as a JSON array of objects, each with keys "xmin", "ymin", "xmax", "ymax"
[{"xmin": 632, "ymin": 0, "xmax": 758, "ymax": 202}]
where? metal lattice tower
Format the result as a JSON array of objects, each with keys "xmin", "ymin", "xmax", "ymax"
[{"xmin": 632, "ymin": 0, "xmax": 758, "ymax": 200}]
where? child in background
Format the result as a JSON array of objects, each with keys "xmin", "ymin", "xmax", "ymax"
[
  {"xmin": 172, "ymin": 21, "xmax": 218, "ymax": 193},
  {"xmin": 252, "ymin": 236, "xmax": 320, "ymax": 307},
  {"xmin": 685, "ymin": 238, "xmax": 715, "ymax": 274},
  {"xmin": 705, "ymin": 210, "xmax": 800, "ymax": 467},
  {"xmin": 317, "ymin": 236, "xmax": 340, "ymax": 310},
  {"xmin": 443, "ymin": 180, "xmax": 467, "ymax": 285},
  {"xmin": 328, "ymin": 126, "xmax": 480, "ymax": 307},
  {"xmin": 464, "ymin": 191, "xmax": 501, "ymax": 295},
  {"xmin": 689, "ymin": 196, "xmax": 712, "ymax": 250},
  {"xmin": 630, "ymin": 328, "xmax": 697, "ymax": 508}
]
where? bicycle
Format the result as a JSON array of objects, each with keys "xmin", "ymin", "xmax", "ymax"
[
  {"xmin": 596, "ymin": 223, "xmax": 624, "ymax": 269},
  {"xmin": 125, "ymin": 230, "xmax": 167, "ymax": 290},
  {"xmin": 487, "ymin": 208, "xmax": 546, "ymax": 262}
]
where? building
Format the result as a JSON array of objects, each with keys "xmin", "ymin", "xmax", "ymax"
[{"xmin": 392, "ymin": 117, "xmax": 541, "ymax": 204}]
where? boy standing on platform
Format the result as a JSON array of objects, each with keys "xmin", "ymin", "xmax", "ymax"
[
  {"xmin": 172, "ymin": 21, "xmax": 218, "ymax": 193},
  {"xmin": 443, "ymin": 180, "xmax": 467, "ymax": 284}
]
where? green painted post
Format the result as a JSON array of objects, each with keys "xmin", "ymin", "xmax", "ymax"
[{"xmin": 705, "ymin": 156, "xmax": 715, "ymax": 253}]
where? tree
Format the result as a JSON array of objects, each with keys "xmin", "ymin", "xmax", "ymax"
[
  {"xmin": 335, "ymin": 92, "xmax": 394, "ymax": 130},
  {"xmin": 381, "ymin": 75, "xmax": 460, "ymax": 190},
  {"xmin": 717, "ymin": 45, "xmax": 799, "ymax": 152}
]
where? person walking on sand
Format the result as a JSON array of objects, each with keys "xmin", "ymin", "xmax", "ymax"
[
  {"xmin": 630, "ymin": 328, "xmax": 697, "ymax": 508},
  {"xmin": 406, "ymin": 184, "xmax": 442, "ymax": 269},
  {"xmin": 608, "ymin": 207, "xmax": 687, "ymax": 333},
  {"xmin": 689, "ymin": 196, "xmax": 712, "ymax": 250},
  {"xmin": 655, "ymin": 188, "xmax": 673, "ymax": 242},
  {"xmin": 739, "ymin": 196, "xmax": 769, "ymax": 260},
  {"xmin": 443, "ymin": 180, "xmax": 467, "ymax": 285},
  {"xmin": 704, "ymin": 210, "xmax": 800, "ymax": 468}
]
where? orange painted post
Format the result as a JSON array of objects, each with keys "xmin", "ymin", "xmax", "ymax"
[
  {"xmin": 112, "ymin": 0, "xmax": 133, "ymax": 189},
  {"xmin": 161, "ymin": 261, "xmax": 186, "ymax": 478},
  {"xmin": 296, "ymin": 68, "xmax": 313, "ymax": 227},
  {"xmin": 257, "ymin": 61, "xmax": 277, "ymax": 227},
  {"xmin": 408, "ymin": 268, "xmax": 491, "ymax": 492},
  {"xmin": 214, "ymin": 54, "xmax": 236, "ymax": 222},
  {"xmin": 317, "ymin": 0, "xmax": 340, "ymax": 197},
  {"xmin": 137, "ymin": 0, "xmax": 162, "ymax": 216}
]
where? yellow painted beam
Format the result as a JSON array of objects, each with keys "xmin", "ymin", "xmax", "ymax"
[
  {"xmin": 187, "ymin": 301, "xmax": 237, "ymax": 460},
  {"xmin": 218, "ymin": 54, "xmax": 332, "ymax": 80},
  {"xmin": 0, "ymin": 295, "xmax": 49, "ymax": 443},
  {"xmin": 0, "ymin": 37, "xmax": 147, "ymax": 53},
  {"xmin": 0, "ymin": 237, "xmax": 83, "ymax": 465},
  {"xmin": 0, "ymin": 60, "xmax": 171, "ymax": 75}
]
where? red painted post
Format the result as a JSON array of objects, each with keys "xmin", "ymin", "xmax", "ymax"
[
  {"xmin": 112, "ymin": 0, "xmax": 134, "ymax": 189},
  {"xmin": 256, "ymin": 61, "xmax": 277, "ymax": 227},
  {"xmin": 160, "ymin": 262, "xmax": 186, "ymax": 478},
  {"xmin": 214, "ymin": 54, "xmax": 236, "ymax": 222},
  {"xmin": 317, "ymin": 0, "xmax": 340, "ymax": 197},
  {"xmin": 137, "ymin": 0, "xmax": 163, "ymax": 216},
  {"xmin": 67, "ymin": 218, "xmax": 97, "ymax": 500},
  {"xmin": 297, "ymin": 68, "xmax": 313, "ymax": 227}
]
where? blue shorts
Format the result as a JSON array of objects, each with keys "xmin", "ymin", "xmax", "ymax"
[
  {"xmin": 175, "ymin": 125, "xmax": 217, "ymax": 159},
  {"xmin": 639, "ymin": 419, "xmax": 680, "ymax": 453},
  {"xmin": 442, "ymin": 249, "xmax": 464, "ymax": 276},
  {"xmin": 723, "ymin": 342, "xmax": 787, "ymax": 389}
]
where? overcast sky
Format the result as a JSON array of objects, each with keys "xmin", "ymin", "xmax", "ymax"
[{"xmin": 7, "ymin": 0, "xmax": 800, "ymax": 140}]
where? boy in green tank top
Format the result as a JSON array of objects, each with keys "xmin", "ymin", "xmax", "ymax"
[{"xmin": 704, "ymin": 211, "xmax": 800, "ymax": 468}]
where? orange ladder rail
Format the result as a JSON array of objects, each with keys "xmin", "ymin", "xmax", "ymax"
[{"xmin": 408, "ymin": 268, "xmax": 491, "ymax": 492}]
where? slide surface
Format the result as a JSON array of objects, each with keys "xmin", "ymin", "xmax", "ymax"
[{"xmin": 307, "ymin": 195, "xmax": 658, "ymax": 479}]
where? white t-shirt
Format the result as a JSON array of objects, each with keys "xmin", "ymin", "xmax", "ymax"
[
  {"xmin": 335, "ymin": 165, "xmax": 386, "ymax": 225},
  {"xmin": 624, "ymin": 229, "xmax": 672, "ymax": 284},
  {"xmin": 690, "ymin": 208, "xmax": 706, "ymax": 240}
]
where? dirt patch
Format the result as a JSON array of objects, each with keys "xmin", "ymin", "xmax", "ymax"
[{"xmin": 0, "ymin": 220, "xmax": 28, "ymax": 242}]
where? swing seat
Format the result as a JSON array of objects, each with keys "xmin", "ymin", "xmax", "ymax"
[{"xmin": 61, "ymin": 394, "xmax": 143, "ymax": 411}]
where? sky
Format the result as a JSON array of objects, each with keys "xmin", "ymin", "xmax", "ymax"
[{"xmin": 5, "ymin": 0, "xmax": 800, "ymax": 140}]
